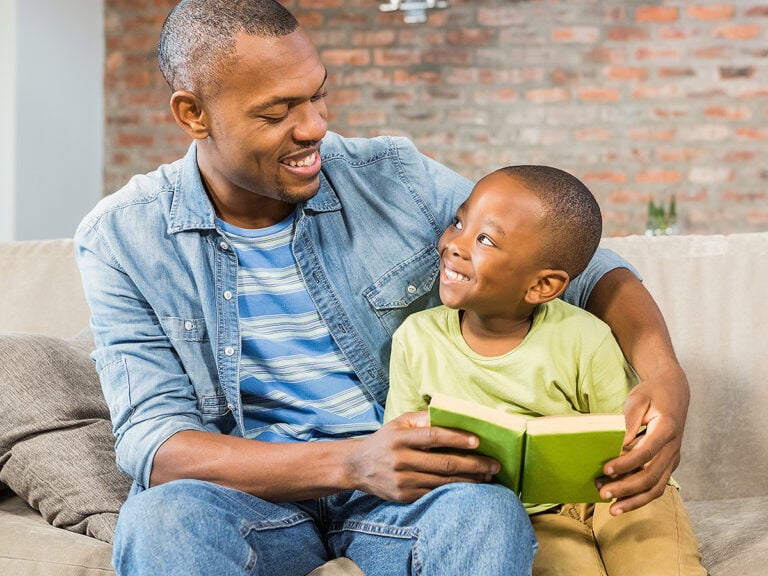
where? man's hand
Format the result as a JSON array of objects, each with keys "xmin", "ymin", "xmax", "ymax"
[
  {"xmin": 347, "ymin": 411, "xmax": 500, "ymax": 503},
  {"xmin": 598, "ymin": 365, "xmax": 689, "ymax": 515}
]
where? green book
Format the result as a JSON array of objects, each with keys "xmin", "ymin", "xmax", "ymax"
[{"xmin": 428, "ymin": 393, "xmax": 626, "ymax": 503}]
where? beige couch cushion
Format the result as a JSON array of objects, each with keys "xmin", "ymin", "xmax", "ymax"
[
  {"xmin": 601, "ymin": 233, "xmax": 768, "ymax": 502},
  {"xmin": 0, "ymin": 492, "xmax": 113, "ymax": 575},
  {"xmin": 0, "ymin": 239, "xmax": 90, "ymax": 338}
]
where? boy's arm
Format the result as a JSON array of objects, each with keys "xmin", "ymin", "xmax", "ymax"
[{"xmin": 585, "ymin": 267, "xmax": 690, "ymax": 516}]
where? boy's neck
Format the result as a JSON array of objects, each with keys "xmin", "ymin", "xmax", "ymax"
[{"xmin": 459, "ymin": 308, "xmax": 536, "ymax": 357}]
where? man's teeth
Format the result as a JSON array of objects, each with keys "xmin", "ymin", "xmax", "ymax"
[
  {"xmin": 445, "ymin": 267, "xmax": 469, "ymax": 281},
  {"xmin": 287, "ymin": 153, "xmax": 316, "ymax": 167}
]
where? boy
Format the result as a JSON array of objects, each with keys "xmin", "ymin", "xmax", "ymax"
[{"xmin": 384, "ymin": 165, "xmax": 705, "ymax": 575}]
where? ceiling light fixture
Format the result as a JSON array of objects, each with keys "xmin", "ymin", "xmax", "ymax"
[{"xmin": 379, "ymin": 0, "xmax": 449, "ymax": 24}]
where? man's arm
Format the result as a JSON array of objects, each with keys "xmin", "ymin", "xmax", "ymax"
[
  {"xmin": 585, "ymin": 267, "xmax": 690, "ymax": 515},
  {"xmin": 150, "ymin": 414, "xmax": 499, "ymax": 503}
]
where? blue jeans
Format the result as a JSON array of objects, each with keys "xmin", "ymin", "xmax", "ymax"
[{"xmin": 113, "ymin": 479, "xmax": 537, "ymax": 575}]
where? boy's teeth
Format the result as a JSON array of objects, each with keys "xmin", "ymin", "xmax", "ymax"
[
  {"xmin": 445, "ymin": 268, "xmax": 469, "ymax": 281},
  {"xmin": 288, "ymin": 153, "xmax": 315, "ymax": 167}
]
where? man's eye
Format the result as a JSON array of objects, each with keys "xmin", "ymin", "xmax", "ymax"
[
  {"xmin": 311, "ymin": 90, "xmax": 329, "ymax": 103},
  {"xmin": 478, "ymin": 234, "xmax": 494, "ymax": 246}
]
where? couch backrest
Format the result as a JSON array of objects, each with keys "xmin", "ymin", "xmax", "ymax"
[
  {"xmin": 0, "ymin": 239, "xmax": 90, "ymax": 338},
  {"xmin": 601, "ymin": 232, "xmax": 768, "ymax": 501}
]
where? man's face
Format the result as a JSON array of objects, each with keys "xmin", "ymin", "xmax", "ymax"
[
  {"xmin": 196, "ymin": 29, "xmax": 328, "ymax": 219},
  {"xmin": 437, "ymin": 171, "xmax": 547, "ymax": 317}
]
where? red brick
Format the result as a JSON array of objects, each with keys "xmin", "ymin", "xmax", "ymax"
[
  {"xmin": 630, "ymin": 127, "xmax": 675, "ymax": 141},
  {"xmin": 606, "ymin": 67, "xmax": 649, "ymax": 81},
  {"xmin": 705, "ymin": 106, "xmax": 752, "ymax": 120},
  {"xmin": 446, "ymin": 29, "xmax": 497, "ymax": 46},
  {"xmin": 578, "ymin": 88, "xmax": 621, "ymax": 102},
  {"xmin": 574, "ymin": 128, "xmax": 614, "ymax": 141},
  {"xmin": 635, "ymin": 6, "xmax": 679, "ymax": 22},
  {"xmin": 687, "ymin": 5, "xmax": 735, "ymax": 20},
  {"xmin": 552, "ymin": 27, "xmax": 600, "ymax": 43},
  {"xmin": 608, "ymin": 27, "xmax": 650, "ymax": 41},
  {"xmin": 352, "ymin": 30, "xmax": 396, "ymax": 47},
  {"xmin": 327, "ymin": 88, "xmax": 362, "ymax": 106},
  {"xmin": 736, "ymin": 128, "xmax": 768, "ymax": 140},
  {"xmin": 582, "ymin": 171, "xmax": 628, "ymax": 184},
  {"xmin": 714, "ymin": 24, "xmax": 761, "ymax": 39},
  {"xmin": 373, "ymin": 49, "xmax": 420, "ymax": 67},
  {"xmin": 656, "ymin": 148, "xmax": 705, "ymax": 162},
  {"xmin": 636, "ymin": 170, "xmax": 682, "ymax": 183},
  {"xmin": 525, "ymin": 88, "xmax": 570, "ymax": 103},
  {"xmin": 322, "ymin": 49, "xmax": 371, "ymax": 67},
  {"xmin": 116, "ymin": 132, "xmax": 155, "ymax": 147},
  {"xmin": 745, "ymin": 6, "xmax": 768, "ymax": 17},
  {"xmin": 477, "ymin": 7, "xmax": 525, "ymax": 26}
]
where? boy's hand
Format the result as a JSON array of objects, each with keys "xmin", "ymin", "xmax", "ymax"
[{"xmin": 348, "ymin": 411, "xmax": 500, "ymax": 503}]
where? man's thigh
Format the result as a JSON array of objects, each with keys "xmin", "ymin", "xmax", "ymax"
[
  {"xmin": 325, "ymin": 483, "xmax": 537, "ymax": 576},
  {"xmin": 113, "ymin": 479, "xmax": 328, "ymax": 576}
]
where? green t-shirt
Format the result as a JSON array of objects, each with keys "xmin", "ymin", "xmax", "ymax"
[{"xmin": 384, "ymin": 299, "xmax": 638, "ymax": 511}]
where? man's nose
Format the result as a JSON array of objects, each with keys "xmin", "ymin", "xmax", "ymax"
[{"xmin": 294, "ymin": 100, "xmax": 327, "ymax": 143}]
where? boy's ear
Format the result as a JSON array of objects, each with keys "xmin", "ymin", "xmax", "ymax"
[
  {"xmin": 525, "ymin": 270, "xmax": 570, "ymax": 304},
  {"xmin": 169, "ymin": 90, "xmax": 210, "ymax": 140}
]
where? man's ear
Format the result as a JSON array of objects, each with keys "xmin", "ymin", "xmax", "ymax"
[
  {"xmin": 169, "ymin": 90, "xmax": 210, "ymax": 140},
  {"xmin": 525, "ymin": 270, "xmax": 570, "ymax": 304}
]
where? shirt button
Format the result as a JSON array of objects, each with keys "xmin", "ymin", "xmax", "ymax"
[
  {"xmin": 224, "ymin": 346, "xmax": 235, "ymax": 356},
  {"xmin": 219, "ymin": 241, "xmax": 229, "ymax": 250},
  {"xmin": 184, "ymin": 321, "xmax": 194, "ymax": 330},
  {"xmin": 407, "ymin": 284, "xmax": 417, "ymax": 294},
  {"xmin": 223, "ymin": 290, "xmax": 233, "ymax": 300}
]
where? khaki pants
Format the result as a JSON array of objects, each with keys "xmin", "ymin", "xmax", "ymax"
[{"xmin": 530, "ymin": 486, "xmax": 706, "ymax": 576}]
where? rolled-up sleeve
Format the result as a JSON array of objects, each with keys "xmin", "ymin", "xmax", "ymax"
[
  {"xmin": 561, "ymin": 247, "xmax": 641, "ymax": 310},
  {"xmin": 74, "ymin": 220, "xmax": 211, "ymax": 490}
]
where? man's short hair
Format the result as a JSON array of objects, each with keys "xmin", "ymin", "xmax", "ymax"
[
  {"xmin": 500, "ymin": 165, "xmax": 603, "ymax": 279},
  {"xmin": 158, "ymin": 0, "xmax": 299, "ymax": 99}
]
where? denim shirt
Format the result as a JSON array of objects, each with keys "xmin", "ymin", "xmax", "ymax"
[{"xmin": 75, "ymin": 131, "xmax": 634, "ymax": 489}]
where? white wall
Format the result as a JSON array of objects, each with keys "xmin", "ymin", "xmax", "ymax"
[
  {"xmin": 0, "ymin": 0, "xmax": 17, "ymax": 240},
  {"xmin": 1, "ymin": 0, "xmax": 104, "ymax": 241}
]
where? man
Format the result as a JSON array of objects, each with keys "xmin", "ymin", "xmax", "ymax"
[{"xmin": 75, "ymin": 1, "xmax": 689, "ymax": 574}]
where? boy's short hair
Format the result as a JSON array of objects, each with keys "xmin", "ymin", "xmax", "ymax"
[
  {"xmin": 500, "ymin": 165, "xmax": 602, "ymax": 279},
  {"xmin": 158, "ymin": 0, "xmax": 298, "ymax": 99}
]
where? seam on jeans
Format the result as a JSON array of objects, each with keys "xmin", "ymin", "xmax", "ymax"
[
  {"xmin": 327, "ymin": 520, "xmax": 417, "ymax": 539},
  {"xmin": 239, "ymin": 512, "xmax": 315, "ymax": 534}
]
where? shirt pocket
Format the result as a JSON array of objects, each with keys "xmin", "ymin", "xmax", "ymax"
[
  {"xmin": 158, "ymin": 315, "xmax": 229, "ymax": 419},
  {"xmin": 362, "ymin": 245, "xmax": 440, "ymax": 335}
]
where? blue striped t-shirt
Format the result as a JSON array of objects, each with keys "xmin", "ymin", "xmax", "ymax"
[{"xmin": 217, "ymin": 213, "xmax": 383, "ymax": 443}]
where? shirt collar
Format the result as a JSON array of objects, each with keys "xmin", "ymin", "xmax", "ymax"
[{"xmin": 167, "ymin": 139, "xmax": 342, "ymax": 234}]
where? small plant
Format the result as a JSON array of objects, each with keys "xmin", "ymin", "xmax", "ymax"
[{"xmin": 645, "ymin": 195, "xmax": 678, "ymax": 235}]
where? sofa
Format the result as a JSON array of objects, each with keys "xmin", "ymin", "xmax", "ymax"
[{"xmin": 1, "ymin": 233, "xmax": 767, "ymax": 575}]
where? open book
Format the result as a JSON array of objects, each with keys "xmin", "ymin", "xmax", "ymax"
[{"xmin": 428, "ymin": 393, "xmax": 626, "ymax": 503}]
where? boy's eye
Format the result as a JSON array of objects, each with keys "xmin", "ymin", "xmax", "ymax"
[
  {"xmin": 453, "ymin": 218, "xmax": 463, "ymax": 230},
  {"xmin": 478, "ymin": 234, "xmax": 494, "ymax": 246}
]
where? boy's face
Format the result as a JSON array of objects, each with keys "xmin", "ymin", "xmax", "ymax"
[{"xmin": 438, "ymin": 171, "xmax": 546, "ymax": 316}]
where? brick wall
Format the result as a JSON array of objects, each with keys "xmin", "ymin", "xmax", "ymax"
[{"xmin": 105, "ymin": 0, "xmax": 768, "ymax": 236}]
